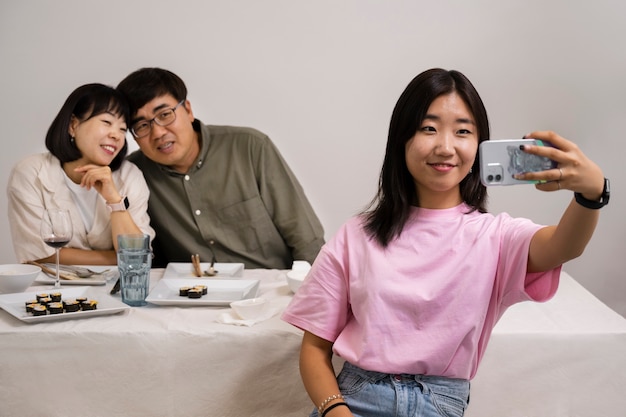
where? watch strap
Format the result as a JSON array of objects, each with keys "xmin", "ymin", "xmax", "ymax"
[
  {"xmin": 574, "ymin": 178, "xmax": 610, "ymax": 209},
  {"xmin": 107, "ymin": 196, "xmax": 129, "ymax": 212}
]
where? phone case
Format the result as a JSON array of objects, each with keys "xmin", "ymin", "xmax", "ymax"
[{"xmin": 479, "ymin": 139, "xmax": 557, "ymax": 186}]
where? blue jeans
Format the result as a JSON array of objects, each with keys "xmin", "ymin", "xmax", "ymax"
[{"xmin": 310, "ymin": 362, "xmax": 470, "ymax": 417}]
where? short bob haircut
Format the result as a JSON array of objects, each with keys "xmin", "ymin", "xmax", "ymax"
[
  {"xmin": 363, "ymin": 68, "xmax": 490, "ymax": 247},
  {"xmin": 45, "ymin": 83, "xmax": 130, "ymax": 171},
  {"xmin": 117, "ymin": 67, "xmax": 187, "ymax": 121}
]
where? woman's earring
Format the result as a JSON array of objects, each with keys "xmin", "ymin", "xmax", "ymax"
[{"xmin": 70, "ymin": 136, "xmax": 75, "ymax": 144}]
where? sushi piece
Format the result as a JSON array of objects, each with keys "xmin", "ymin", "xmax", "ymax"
[
  {"xmin": 80, "ymin": 300, "xmax": 98, "ymax": 311},
  {"xmin": 31, "ymin": 305, "xmax": 47, "ymax": 316},
  {"xmin": 39, "ymin": 297, "xmax": 53, "ymax": 306},
  {"xmin": 63, "ymin": 299, "xmax": 81, "ymax": 313},
  {"xmin": 194, "ymin": 285, "xmax": 208, "ymax": 295},
  {"xmin": 25, "ymin": 303, "xmax": 40, "ymax": 313},
  {"xmin": 48, "ymin": 302, "xmax": 64, "ymax": 314},
  {"xmin": 187, "ymin": 288, "xmax": 203, "ymax": 299}
]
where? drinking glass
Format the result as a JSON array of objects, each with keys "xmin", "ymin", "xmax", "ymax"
[
  {"xmin": 40, "ymin": 209, "xmax": 73, "ymax": 288},
  {"xmin": 117, "ymin": 234, "xmax": 151, "ymax": 306}
]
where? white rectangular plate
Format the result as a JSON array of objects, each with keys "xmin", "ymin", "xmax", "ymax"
[
  {"xmin": 163, "ymin": 262, "xmax": 244, "ymax": 279},
  {"xmin": 0, "ymin": 286, "xmax": 130, "ymax": 324},
  {"xmin": 145, "ymin": 279, "xmax": 259, "ymax": 306},
  {"xmin": 34, "ymin": 265, "xmax": 117, "ymax": 286}
]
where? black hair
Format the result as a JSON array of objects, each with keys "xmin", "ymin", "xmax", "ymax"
[
  {"xmin": 117, "ymin": 67, "xmax": 187, "ymax": 120},
  {"xmin": 363, "ymin": 68, "xmax": 490, "ymax": 247},
  {"xmin": 45, "ymin": 83, "xmax": 129, "ymax": 171}
]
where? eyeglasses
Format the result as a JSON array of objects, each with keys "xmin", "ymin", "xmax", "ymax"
[{"xmin": 130, "ymin": 100, "xmax": 185, "ymax": 138}]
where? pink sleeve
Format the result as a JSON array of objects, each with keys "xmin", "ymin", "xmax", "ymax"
[
  {"xmin": 524, "ymin": 267, "xmax": 561, "ymax": 301},
  {"xmin": 281, "ymin": 224, "xmax": 352, "ymax": 342},
  {"xmin": 499, "ymin": 218, "xmax": 561, "ymax": 306}
]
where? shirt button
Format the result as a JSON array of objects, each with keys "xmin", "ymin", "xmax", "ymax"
[
  {"xmin": 184, "ymin": 175, "xmax": 190, "ymax": 181},
  {"xmin": 195, "ymin": 210, "xmax": 201, "ymax": 215}
]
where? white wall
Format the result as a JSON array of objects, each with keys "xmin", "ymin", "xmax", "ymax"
[{"xmin": 1, "ymin": 0, "xmax": 624, "ymax": 316}]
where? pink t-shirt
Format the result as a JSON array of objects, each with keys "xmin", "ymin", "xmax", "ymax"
[{"xmin": 282, "ymin": 204, "xmax": 561, "ymax": 380}]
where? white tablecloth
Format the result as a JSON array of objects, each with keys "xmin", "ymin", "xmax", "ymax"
[
  {"xmin": 467, "ymin": 271, "xmax": 626, "ymax": 417},
  {"xmin": 1, "ymin": 270, "xmax": 625, "ymax": 417}
]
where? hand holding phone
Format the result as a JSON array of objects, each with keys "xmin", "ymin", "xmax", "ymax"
[{"xmin": 479, "ymin": 139, "xmax": 557, "ymax": 186}]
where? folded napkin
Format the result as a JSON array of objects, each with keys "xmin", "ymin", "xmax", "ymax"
[{"xmin": 216, "ymin": 307, "xmax": 279, "ymax": 327}]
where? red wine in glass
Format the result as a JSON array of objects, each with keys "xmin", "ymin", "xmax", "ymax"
[
  {"xmin": 44, "ymin": 237, "xmax": 71, "ymax": 249},
  {"xmin": 40, "ymin": 209, "xmax": 73, "ymax": 288}
]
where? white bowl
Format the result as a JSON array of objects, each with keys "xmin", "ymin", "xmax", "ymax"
[
  {"xmin": 0, "ymin": 264, "xmax": 41, "ymax": 294},
  {"xmin": 230, "ymin": 298, "xmax": 269, "ymax": 320},
  {"xmin": 286, "ymin": 270, "xmax": 308, "ymax": 294},
  {"xmin": 291, "ymin": 260, "xmax": 311, "ymax": 272}
]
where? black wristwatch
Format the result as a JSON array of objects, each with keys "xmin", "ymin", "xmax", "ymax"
[{"xmin": 574, "ymin": 178, "xmax": 610, "ymax": 209}]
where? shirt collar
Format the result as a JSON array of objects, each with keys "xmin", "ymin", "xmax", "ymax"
[{"xmin": 192, "ymin": 119, "xmax": 211, "ymax": 172}]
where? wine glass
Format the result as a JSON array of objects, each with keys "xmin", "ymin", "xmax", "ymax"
[{"xmin": 40, "ymin": 209, "xmax": 73, "ymax": 288}]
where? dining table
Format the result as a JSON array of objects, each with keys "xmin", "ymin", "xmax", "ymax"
[{"xmin": 1, "ymin": 268, "xmax": 625, "ymax": 417}]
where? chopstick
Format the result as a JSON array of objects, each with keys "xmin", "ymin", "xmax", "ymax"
[
  {"xmin": 191, "ymin": 254, "xmax": 202, "ymax": 277},
  {"xmin": 110, "ymin": 278, "xmax": 121, "ymax": 295},
  {"xmin": 25, "ymin": 260, "xmax": 80, "ymax": 280}
]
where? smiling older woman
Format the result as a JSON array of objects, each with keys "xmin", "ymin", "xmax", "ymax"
[{"xmin": 7, "ymin": 83, "xmax": 155, "ymax": 265}]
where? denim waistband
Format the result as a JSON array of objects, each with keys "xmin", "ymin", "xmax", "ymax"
[
  {"xmin": 342, "ymin": 361, "xmax": 469, "ymax": 390},
  {"xmin": 337, "ymin": 361, "xmax": 471, "ymax": 416}
]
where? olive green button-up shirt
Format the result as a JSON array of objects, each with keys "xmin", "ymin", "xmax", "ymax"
[{"xmin": 128, "ymin": 120, "xmax": 324, "ymax": 269}]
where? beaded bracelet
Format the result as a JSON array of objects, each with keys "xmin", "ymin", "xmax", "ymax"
[
  {"xmin": 318, "ymin": 394, "xmax": 344, "ymax": 414},
  {"xmin": 321, "ymin": 401, "xmax": 348, "ymax": 417}
]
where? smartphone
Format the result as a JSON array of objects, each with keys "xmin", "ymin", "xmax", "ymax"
[{"xmin": 479, "ymin": 139, "xmax": 557, "ymax": 186}]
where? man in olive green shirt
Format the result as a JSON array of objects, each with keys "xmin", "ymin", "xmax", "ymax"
[{"xmin": 118, "ymin": 68, "xmax": 324, "ymax": 269}]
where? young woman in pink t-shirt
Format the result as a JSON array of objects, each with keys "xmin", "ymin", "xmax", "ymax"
[{"xmin": 282, "ymin": 68, "xmax": 607, "ymax": 417}]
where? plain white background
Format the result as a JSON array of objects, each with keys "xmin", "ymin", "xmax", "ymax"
[{"xmin": 1, "ymin": 0, "xmax": 624, "ymax": 316}]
